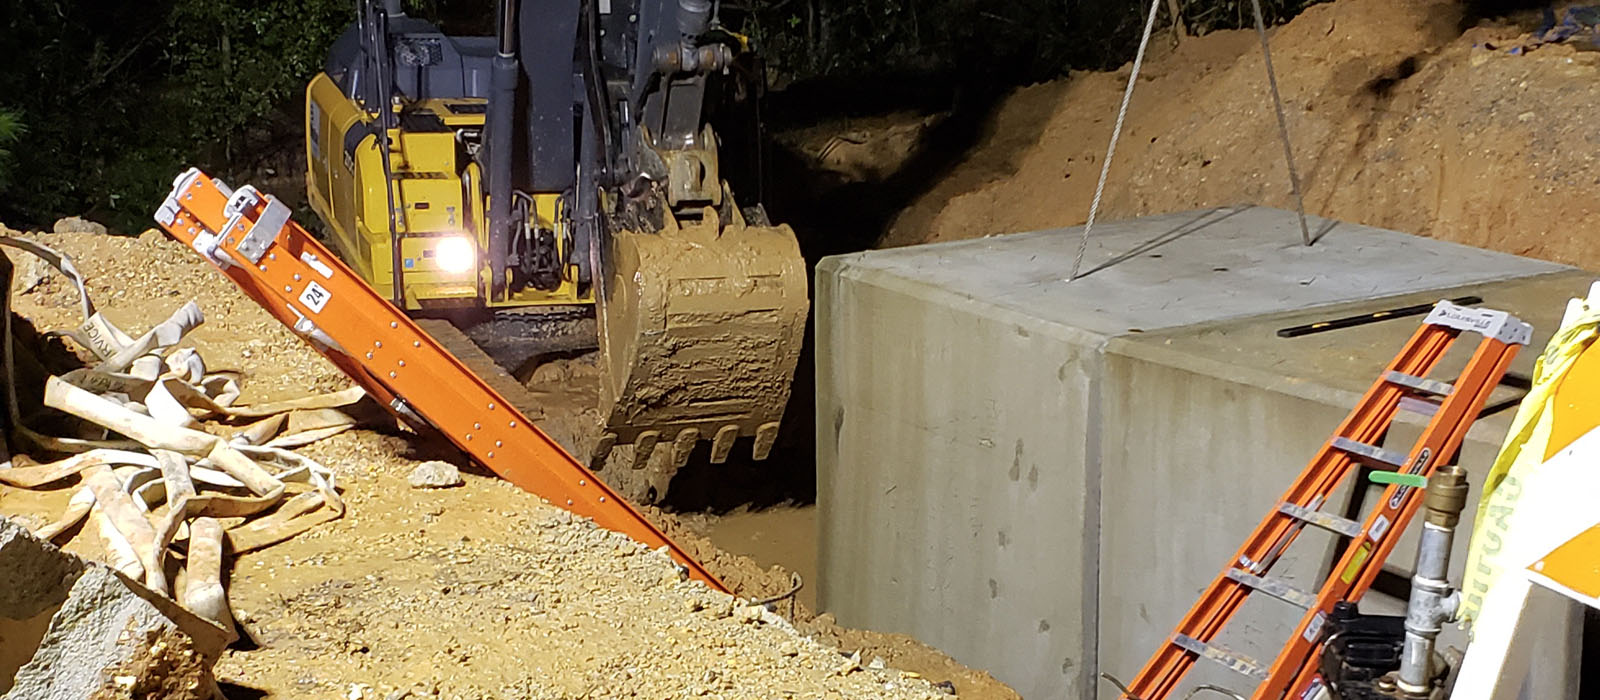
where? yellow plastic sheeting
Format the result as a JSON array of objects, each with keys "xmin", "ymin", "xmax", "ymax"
[{"xmin": 1459, "ymin": 282, "xmax": 1600, "ymax": 624}]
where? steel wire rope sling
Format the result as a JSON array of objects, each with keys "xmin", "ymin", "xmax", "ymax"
[{"xmin": 1070, "ymin": 0, "xmax": 1313, "ymax": 281}]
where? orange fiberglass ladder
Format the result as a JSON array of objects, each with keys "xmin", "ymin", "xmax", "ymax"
[
  {"xmin": 153, "ymin": 168, "xmax": 725, "ymax": 591},
  {"xmin": 1116, "ymin": 301, "xmax": 1532, "ymax": 700}
]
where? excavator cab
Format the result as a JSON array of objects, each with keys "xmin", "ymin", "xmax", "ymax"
[{"xmin": 304, "ymin": 0, "xmax": 806, "ymax": 499}]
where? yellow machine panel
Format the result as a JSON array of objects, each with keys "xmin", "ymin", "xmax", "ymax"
[{"xmin": 304, "ymin": 73, "xmax": 591, "ymax": 310}]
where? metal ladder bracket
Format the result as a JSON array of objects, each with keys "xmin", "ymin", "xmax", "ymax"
[
  {"xmin": 1278, "ymin": 502, "xmax": 1363, "ymax": 539},
  {"xmin": 1424, "ymin": 300, "xmax": 1532, "ymax": 346},
  {"xmin": 1385, "ymin": 371, "xmax": 1454, "ymax": 397},
  {"xmin": 1397, "ymin": 396, "xmax": 1441, "ymax": 418},
  {"xmin": 1225, "ymin": 569, "xmax": 1315, "ymax": 609}
]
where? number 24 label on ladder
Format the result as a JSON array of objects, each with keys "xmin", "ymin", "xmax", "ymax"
[{"xmin": 300, "ymin": 281, "xmax": 332, "ymax": 313}]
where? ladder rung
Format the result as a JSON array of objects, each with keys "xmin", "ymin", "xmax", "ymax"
[
  {"xmin": 1172, "ymin": 633, "xmax": 1269, "ymax": 681},
  {"xmin": 1225, "ymin": 569, "xmax": 1316, "ymax": 609},
  {"xmin": 1385, "ymin": 370, "xmax": 1455, "ymax": 397},
  {"xmin": 1278, "ymin": 502, "xmax": 1363, "ymax": 538},
  {"xmin": 1398, "ymin": 396, "xmax": 1440, "ymax": 417},
  {"xmin": 1331, "ymin": 437, "xmax": 1407, "ymax": 469}
]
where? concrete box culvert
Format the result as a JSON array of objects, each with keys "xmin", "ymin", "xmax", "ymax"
[
  {"xmin": 816, "ymin": 207, "xmax": 1586, "ymax": 700},
  {"xmin": 0, "ymin": 517, "xmax": 232, "ymax": 699}
]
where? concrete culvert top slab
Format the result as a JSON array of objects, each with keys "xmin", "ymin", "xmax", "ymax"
[{"xmin": 833, "ymin": 206, "xmax": 1571, "ymax": 338}]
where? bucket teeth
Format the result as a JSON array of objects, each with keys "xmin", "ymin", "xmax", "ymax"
[
  {"xmin": 710, "ymin": 425, "xmax": 739, "ymax": 464},
  {"xmin": 752, "ymin": 422, "xmax": 780, "ymax": 461},
  {"xmin": 671, "ymin": 428, "xmax": 700, "ymax": 469},
  {"xmin": 597, "ymin": 191, "xmax": 806, "ymax": 495},
  {"xmin": 634, "ymin": 430, "xmax": 661, "ymax": 467},
  {"xmin": 591, "ymin": 432, "xmax": 617, "ymax": 468}
]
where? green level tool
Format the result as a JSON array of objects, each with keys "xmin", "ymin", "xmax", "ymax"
[{"xmin": 1368, "ymin": 471, "xmax": 1428, "ymax": 488}]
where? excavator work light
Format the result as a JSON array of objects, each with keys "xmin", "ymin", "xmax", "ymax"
[{"xmin": 436, "ymin": 236, "xmax": 475, "ymax": 274}]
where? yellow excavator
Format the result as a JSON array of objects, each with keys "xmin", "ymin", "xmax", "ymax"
[{"xmin": 303, "ymin": 0, "xmax": 807, "ymax": 500}]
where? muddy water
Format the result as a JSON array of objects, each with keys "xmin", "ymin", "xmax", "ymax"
[{"xmin": 701, "ymin": 505, "xmax": 819, "ymax": 610}]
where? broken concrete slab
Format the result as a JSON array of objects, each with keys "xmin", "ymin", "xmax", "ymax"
[
  {"xmin": 7, "ymin": 567, "xmax": 215, "ymax": 700},
  {"xmin": 0, "ymin": 516, "xmax": 231, "ymax": 700},
  {"xmin": 0, "ymin": 516, "xmax": 85, "ymax": 693},
  {"xmin": 816, "ymin": 207, "xmax": 1581, "ymax": 699}
]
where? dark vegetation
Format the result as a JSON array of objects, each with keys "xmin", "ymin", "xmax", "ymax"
[
  {"xmin": 739, "ymin": 0, "xmax": 1321, "ymax": 84},
  {"xmin": 0, "ymin": 0, "xmax": 1331, "ymax": 234},
  {"xmin": 0, "ymin": 1, "xmax": 352, "ymax": 232}
]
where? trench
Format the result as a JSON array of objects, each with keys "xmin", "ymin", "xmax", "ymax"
[{"xmin": 653, "ymin": 68, "xmax": 1029, "ymax": 605}]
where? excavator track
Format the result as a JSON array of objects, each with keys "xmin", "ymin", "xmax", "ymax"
[
  {"xmin": 414, "ymin": 319, "xmax": 545, "ymax": 421},
  {"xmin": 416, "ymin": 318, "xmax": 605, "ymax": 466},
  {"xmin": 416, "ymin": 319, "xmax": 608, "ymax": 466},
  {"xmin": 462, "ymin": 307, "xmax": 598, "ymax": 374}
]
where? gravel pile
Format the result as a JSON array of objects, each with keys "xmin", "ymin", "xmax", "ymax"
[{"xmin": 232, "ymin": 498, "xmax": 950, "ymax": 699}]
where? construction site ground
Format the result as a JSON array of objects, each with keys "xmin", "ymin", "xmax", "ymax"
[
  {"xmin": 0, "ymin": 228, "xmax": 1017, "ymax": 699},
  {"xmin": 8, "ymin": 0, "xmax": 1600, "ymax": 697}
]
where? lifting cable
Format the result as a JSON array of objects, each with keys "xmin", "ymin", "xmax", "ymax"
[
  {"xmin": 1069, "ymin": 0, "xmax": 1313, "ymax": 281},
  {"xmin": 1249, "ymin": 0, "xmax": 1314, "ymax": 247},
  {"xmin": 1070, "ymin": 0, "xmax": 1163, "ymax": 281}
]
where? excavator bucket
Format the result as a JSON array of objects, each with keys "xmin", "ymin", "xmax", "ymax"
[{"xmin": 596, "ymin": 205, "xmax": 807, "ymax": 471}]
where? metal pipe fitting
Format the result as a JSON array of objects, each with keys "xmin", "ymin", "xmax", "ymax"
[
  {"xmin": 1397, "ymin": 465, "xmax": 1468, "ymax": 695},
  {"xmin": 652, "ymin": 41, "xmax": 733, "ymax": 76}
]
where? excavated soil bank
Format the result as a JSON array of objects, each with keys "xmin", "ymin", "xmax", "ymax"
[{"xmin": 841, "ymin": 0, "xmax": 1600, "ymax": 271}]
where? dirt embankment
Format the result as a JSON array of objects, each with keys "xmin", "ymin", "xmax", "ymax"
[{"xmin": 879, "ymin": 0, "xmax": 1600, "ymax": 270}]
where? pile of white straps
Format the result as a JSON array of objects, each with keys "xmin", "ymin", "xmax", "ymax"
[{"xmin": 0, "ymin": 236, "xmax": 361, "ymax": 629}]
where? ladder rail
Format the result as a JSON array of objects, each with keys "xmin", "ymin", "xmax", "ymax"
[
  {"xmin": 153, "ymin": 169, "xmax": 727, "ymax": 591},
  {"xmin": 1269, "ymin": 338, "xmax": 1520, "ymax": 698},
  {"xmin": 1120, "ymin": 307, "xmax": 1527, "ymax": 700},
  {"xmin": 1120, "ymin": 322, "xmax": 1461, "ymax": 699}
]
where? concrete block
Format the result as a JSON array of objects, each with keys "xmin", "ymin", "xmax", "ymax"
[
  {"xmin": 817, "ymin": 262, "xmax": 1100, "ymax": 698},
  {"xmin": 0, "ymin": 517, "xmax": 85, "ymax": 693},
  {"xmin": 816, "ymin": 207, "xmax": 1581, "ymax": 699},
  {"xmin": 0, "ymin": 516, "xmax": 230, "ymax": 700}
]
